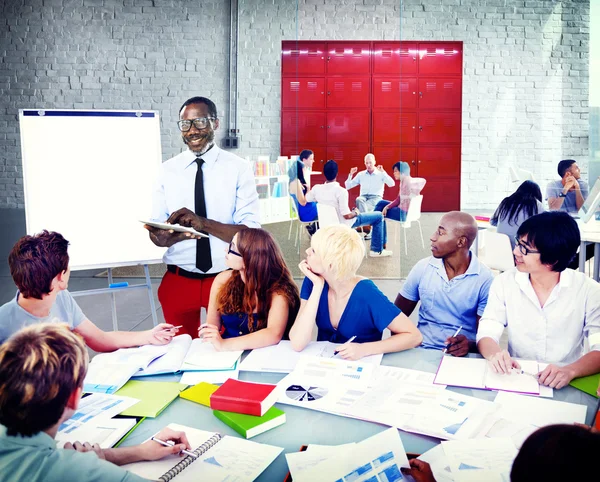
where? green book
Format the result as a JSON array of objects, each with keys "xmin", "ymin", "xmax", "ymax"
[
  {"xmin": 569, "ymin": 373, "xmax": 600, "ymax": 398},
  {"xmin": 213, "ymin": 406, "xmax": 286, "ymax": 439}
]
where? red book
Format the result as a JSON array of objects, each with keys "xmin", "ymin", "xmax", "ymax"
[{"xmin": 209, "ymin": 379, "xmax": 278, "ymax": 417}]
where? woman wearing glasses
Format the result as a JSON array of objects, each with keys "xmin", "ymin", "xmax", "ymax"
[
  {"xmin": 289, "ymin": 224, "xmax": 422, "ymax": 360},
  {"xmin": 199, "ymin": 228, "xmax": 300, "ymax": 350}
]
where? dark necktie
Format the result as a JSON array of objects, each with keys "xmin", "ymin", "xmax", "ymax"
[{"xmin": 195, "ymin": 158, "xmax": 212, "ymax": 272}]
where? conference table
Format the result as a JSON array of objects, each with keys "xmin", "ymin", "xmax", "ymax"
[{"xmin": 122, "ymin": 348, "xmax": 598, "ymax": 481}]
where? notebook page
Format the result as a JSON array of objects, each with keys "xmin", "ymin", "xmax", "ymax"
[
  {"xmin": 433, "ymin": 356, "xmax": 487, "ymax": 389},
  {"xmin": 136, "ymin": 334, "xmax": 192, "ymax": 376},
  {"xmin": 484, "ymin": 359, "xmax": 540, "ymax": 394},
  {"xmin": 181, "ymin": 338, "xmax": 242, "ymax": 371}
]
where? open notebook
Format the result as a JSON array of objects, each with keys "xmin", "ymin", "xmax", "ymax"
[
  {"xmin": 84, "ymin": 335, "xmax": 242, "ymax": 394},
  {"xmin": 121, "ymin": 423, "xmax": 282, "ymax": 482}
]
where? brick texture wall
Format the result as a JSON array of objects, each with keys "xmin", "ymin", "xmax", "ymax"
[{"xmin": 0, "ymin": 0, "xmax": 590, "ymax": 210}]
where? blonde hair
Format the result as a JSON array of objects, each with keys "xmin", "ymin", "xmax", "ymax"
[
  {"xmin": 311, "ymin": 225, "xmax": 365, "ymax": 281},
  {"xmin": 0, "ymin": 323, "xmax": 88, "ymax": 436}
]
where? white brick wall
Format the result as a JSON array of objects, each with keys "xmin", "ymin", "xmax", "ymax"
[{"xmin": 0, "ymin": 0, "xmax": 590, "ymax": 210}]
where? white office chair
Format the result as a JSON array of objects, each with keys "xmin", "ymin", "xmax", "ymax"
[
  {"xmin": 478, "ymin": 231, "xmax": 515, "ymax": 273},
  {"xmin": 387, "ymin": 194, "xmax": 425, "ymax": 255},
  {"xmin": 316, "ymin": 203, "xmax": 368, "ymax": 258},
  {"xmin": 288, "ymin": 200, "xmax": 317, "ymax": 254}
]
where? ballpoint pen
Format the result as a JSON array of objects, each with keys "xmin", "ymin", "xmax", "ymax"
[
  {"xmin": 442, "ymin": 326, "xmax": 463, "ymax": 354},
  {"xmin": 332, "ymin": 336, "xmax": 357, "ymax": 357},
  {"xmin": 512, "ymin": 368, "xmax": 539, "ymax": 378},
  {"xmin": 151, "ymin": 436, "xmax": 197, "ymax": 458}
]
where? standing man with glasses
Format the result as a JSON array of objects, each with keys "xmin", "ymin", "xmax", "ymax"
[
  {"xmin": 477, "ymin": 211, "xmax": 600, "ymax": 389},
  {"xmin": 145, "ymin": 96, "xmax": 260, "ymax": 338}
]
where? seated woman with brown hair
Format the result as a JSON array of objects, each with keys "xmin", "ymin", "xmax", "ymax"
[{"xmin": 200, "ymin": 228, "xmax": 300, "ymax": 350}]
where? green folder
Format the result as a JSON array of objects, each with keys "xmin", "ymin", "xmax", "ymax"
[
  {"xmin": 213, "ymin": 406, "xmax": 286, "ymax": 439},
  {"xmin": 569, "ymin": 373, "xmax": 600, "ymax": 398},
  {"xmin": 115, "ymin": 380, "xmax": 187, "ymax": 418}
]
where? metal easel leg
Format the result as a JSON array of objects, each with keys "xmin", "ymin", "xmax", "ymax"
[
  {"xmin": 107, "ymin": 268, "xmax": 118, "ymax": 332},
  {"xmin": 144, "ymin": 264, "xmax": 159, "ymax": 327}
]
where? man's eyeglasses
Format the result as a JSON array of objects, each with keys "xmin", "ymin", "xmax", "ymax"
[
  {"xmin": 177, "ymin": 117, "xmax": 215, "ymax": 132},
  {"xmin": 228, "ymin": 242, "xmax": 242, "ymax": 258},
  {"xmin": 514, "ymin": 237, "xmax": 540, "ymax": 256}
]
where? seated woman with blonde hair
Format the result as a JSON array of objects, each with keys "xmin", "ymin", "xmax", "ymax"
[
  {"xmin": 289, "ymin": 224, "xmax": 422, "ymax": 360},
  {"xmin": 200, "ymin": 228, "xmax": 300, "ymax": 350}
]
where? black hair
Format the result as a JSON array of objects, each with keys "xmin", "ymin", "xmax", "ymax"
[
  {"xmin": 511, "ymin": 424, "xmax": 600, "ymax": 482},
  {"xmin": 288, "ymin": 160, "xmax": 308, "ymax": 192},
  {"xmin": 392, "ymin": 161, "xmax": 401, "ymax": 171},
  {"xmin": 516, "ymin": 211, "xmax": 580, "ymax": 272},
  {"xmin": 323, "ymin": 160, "xmax": 338, "ymax": 181},
  {"xmin": 491, "ymin": 180, "xmax": 542, "ymax": 227},
  {"xmin": 179, "ymin": 96, "xmax": 218, "ymax": 118},
  {"xmin": 557, "ymin": 159, "xmax": 576, "ymax": 178},
  {"xmin": 299, "ymin": 149, "xmax": 313, "ymax": 162}
]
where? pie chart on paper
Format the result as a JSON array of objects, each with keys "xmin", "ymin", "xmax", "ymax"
[{"xmin": 285, "ymin": 384, "xmax": 328, "ymax": 402}]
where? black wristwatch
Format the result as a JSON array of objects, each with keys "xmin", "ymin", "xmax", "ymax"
[{"xmin": 559, "ymin": 192, "xmax": 567, "ymax": 198}]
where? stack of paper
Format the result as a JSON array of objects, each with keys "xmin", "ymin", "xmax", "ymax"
[{"xmin": 285, "ymin": 428, "xmax": 409, "ymax": 482}]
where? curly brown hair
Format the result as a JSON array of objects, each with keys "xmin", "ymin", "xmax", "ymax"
[{"xmin": 217, "ymin": 229, "xmax": 299, "ymax": 336}]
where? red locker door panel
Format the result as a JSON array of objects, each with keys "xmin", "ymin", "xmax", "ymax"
[
  {"xmin": 282, "ymin": 41, "xmax": 326, "ymax": 75},
  {"xmin": 418, "ymin": 42, "xmax": 463, "ymax": 75},
  {"xmin": 417, "ymin": 146, "xmax": 461, "ymax": 181},
  {"xmin": 373, "ymin": 42, "xmax": 418, "ymax": 74},
  {"xmin": 421, "ymin": 181, "xmax": 460, "ymax": 211},
  {"xmin": 327, "ymin": 42, "xmax": 371, "ymax": 74},
  {"xmin": 372, "ymin": 147, "xmax": 416, "ymax": 200},
  {"xmin": 281, "ymin": 111, "xmax": 326, "ymax": 145},
  {"xmin": 418, "ymin": 78, "xmax": 462, "ymax": 110},
  {"xmin": 327, "ymin": 111, "xmax": 370, "ymax": 144},
  {"xmin": 282, "ymin": 78, "xmax": 326, "ymax": 109},
  {"xmin": 373, "ymin": 77, "xmax": 418, "ymax": 110},
  {"xmin": 418, "ymin": 113, "xmax": 461, "ymax": 144},
  {"xmin": 373, "ymin": 112, "xmax": 417, "ymax": 145},
  {"xmin": 326, "ymin": 77, "xmax": 370, "ymax": 108}
]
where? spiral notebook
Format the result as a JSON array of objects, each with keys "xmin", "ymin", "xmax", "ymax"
[{"xmin": 121, "ymin": 423, "xmax": 282, "ymax": 481}]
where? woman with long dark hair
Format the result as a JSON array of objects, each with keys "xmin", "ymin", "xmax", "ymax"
[
  {"xmin": 288, "ymin": 157, "xmax": 318, "ymax": 224},
  {"xmin": 200, "ymin": 228, "xmax": 300, "ymax": 350},
  {"xmin": 491, "ymin": 180, "xmax": 544, "ymax": 249}
]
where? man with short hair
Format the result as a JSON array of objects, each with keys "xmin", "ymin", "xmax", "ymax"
[
  {"xmin": 145, "ymin": 96, "xmax": 260, "ymax": 338},
  {"xmin": 0, "ymin": 323, "xmax": 191, "ymax": 482},
  {"xmin": 477, "ymin": 211, "xmax": 600, "ymax": 389},
  {"xmin": 395, "ymin": 212, "xmax": 494, "ymax": 356},
  {"xmin": 0, "ymin": 230, "xmax": 175, "ymax": 349},
  {"xmin": 307, "ymin": 160, "xmax": 392, "ymax": 257},
  {"xmin": 345, "ymin": 153, "xmax": 395, "ymax": 213},
  {"xmin": 547, "ymin": 159, "xmax": 588, "ymax": 213}
]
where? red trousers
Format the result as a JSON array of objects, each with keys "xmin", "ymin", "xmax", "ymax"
[{"xmin": 157, "ymin": 271, "xmax": 216, "ymax": 339}]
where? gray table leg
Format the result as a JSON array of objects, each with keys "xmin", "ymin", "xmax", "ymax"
[
  {"xmin": 595, "ymin": 244, "xmax": 600, "ymax": 282},
  {"xmin": 579, "ymin": 241, "xmax": 586, "ymax": 273}
]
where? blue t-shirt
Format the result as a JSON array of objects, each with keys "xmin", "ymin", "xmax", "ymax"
[
  {"xmin": 0, "ymin": 290, "xmax": 86, "ymax": 344},
  {"xmin": 220, "ymin": 312, "xmax": 258, "ymax": 338},
  {"xmin": 300, "ymin": 278, "xmax": 401, "ymax": 343},
  {"xmin": 400, "ymin": 255, "xmax": 494, "ymax": 350}
]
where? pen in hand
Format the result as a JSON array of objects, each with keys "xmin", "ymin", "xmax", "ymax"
[
  {"xmin": 151, "ymin": 436, "xmax": 197, "ymax": 458},
  {"xmin": 332, "ymin": 336, "xmax": 357, "ymax": 357},
  {"xmin": 443, "ymin": 326, "xmax": 463, "ymax": 354}
]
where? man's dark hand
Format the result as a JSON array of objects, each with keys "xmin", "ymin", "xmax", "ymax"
[
  {"xmin": 144, "ymin": 225, "xmax": 192, "ymax": 248},
  {"xmin": 401, "ymin": 460, "xmax": 437, "ymax": 482},
  {"xmin": 445, "ymin": 334, "xmax": 469, "ymax": 357},
  {"xmin": 167, "ymin": 208, "xmax": 206, "ymax": 232}
]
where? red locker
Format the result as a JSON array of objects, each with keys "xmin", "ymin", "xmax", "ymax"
[
  {"xmin": 282, "ymin": 41, "xmax": 326, "ymax": 75},
  {"xmin": 327, "ymin": 111, "xmax": 370, "ymax": 144},
  {"xmin": 417, "ymin": 42, "xmax": 463, "ymax": 75},
  {"xmin": 417, "ymin": 146, "xmax": 461, "ymax": 180},
  {"xmin": 373, "ymin": 112, "xmax": 417, "ymax": 145},
  {"xmin": 327, "ymin": 42, "xmax": 371, "ymax": 74},
  {"xmin": 281, "ymin": 111, "xmax": 326, "ymax": 145},
  {"xmin": 418, "ymin": 112, "xmax": 461, "ymax": 144},
  {"xmin": 282, "ymin": 78, "xmax": 326, "ymax": 109},
  {"xmin": 418, "ymin": 78, "xmax": 462, "ymax": 110},
  {"xmin": 421, "ymin": 181, "xmax": 460, "ymax": 211},
  {"xmin": 373, "ymin": 42, "xmax": 418, "ymax": 74},
  {"xmin": 326, "ymin": 77, "xmax": 370, "ymax": 108},
  {"xmin": 373, "ymin": 77, "xmax": 418, "ymax": 110}
]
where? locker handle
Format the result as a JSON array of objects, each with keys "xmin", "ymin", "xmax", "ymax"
[
  {"xmin": 320, "ymin": 126, "xmax": 325, "ymax": 129},
  {"xmin": 411, "ymin": 160, "xmax": 416, "ymax": 165},
  {"xmin": 327, "ymin": 91, "xmax": 331, "ymax": 95},
  {"xmin": 419, "ymin": 92, "xmax": 423, "ymax": 97},
  {"xmin": 412, "ymin": 57, "xmax": 416, "ymax": 61},
  {"xmin": 418, "ymin": 160, "xmax": 422, "ymax": 164},
  {"xmin": 419, "ymin": 126, "xmax": 423, "ymax": 131},
  {"xmin": 321, "ymin": 92, "xmax": 324, "ymax": 95},
  {"xmin": 327, "ymin": 125, "xmax": 331, "ymax": 129}
]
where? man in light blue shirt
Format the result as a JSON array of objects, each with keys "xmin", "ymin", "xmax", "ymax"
[
  {"xmin": 345, "ymin": 153, "xmax": 395, "ymax": 213},
  {"xmin": 146, "ymin": 96, "xmax": 260, "ymax": 338},
  {"xmin": 0, "ymin": 323, "xmax": 192, "ymax": 482},
  {"xmin": 395, "ymin": 212, "xmax": 494, "ymax": 356}
]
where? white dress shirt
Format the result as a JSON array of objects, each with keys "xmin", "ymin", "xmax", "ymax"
[
  {"xmin": 345, "ymin": 169, "xmax": 394, "ymax": 197},
  {"xmin": 151, "ymin": 146, "xmax": 260, "ymax": 274},
  {"xmin": 476, "ymin": 268, "xmax": 600, "ymax": 365},
  {"xmin": 306, "ymin": 182, "xmax": 354, "ymax": 227}
]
